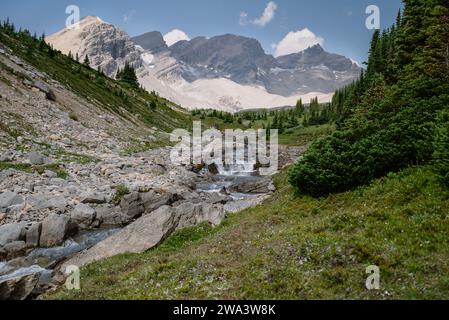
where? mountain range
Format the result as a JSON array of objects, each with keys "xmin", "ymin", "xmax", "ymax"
[{"xmin": 47, "ymin": 16, "xmax": 362, "ymax": 111}]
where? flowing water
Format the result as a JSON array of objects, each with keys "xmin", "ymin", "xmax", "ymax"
[
  {"xmin": 0, "ymin": 228, "xmax": 119, "ymax": 285},
  {"xmin": 197, "ymin": 161, "xmax": 271, "ymax": 213},
  {"xmin": 0, "ymin": 162, "xmax": 269, "ymax": 288}
]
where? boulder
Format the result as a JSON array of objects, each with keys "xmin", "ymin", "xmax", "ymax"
[
  {"xmin": 26, "ymin": 152, "xmax": 48, "ymax": 165},
  {"xmin": 44, "ymin": 170, "xmax": 57, "ymax": 178},
  {"xmin": 62, "ymin": 205, "xmax": 178, "ymax": 268},
  {"xmin": 174, "ymin": 202, "xmax": 203, "ymax": 229},
  {"xmin": 0, "ymin": 223, "xmax": 26, "ymax": 247},
  {"xmin": 200, "ymin": 203, "xmax": 226, "ymax": 227},
  {"xmin": 26, "ymin": 223, "xmax": 42, "ymax": 248},
  {"xmin": 0, "ymin": 192, "xmax": 23, "ymax": 210},
  {"xmin": 120, "ymin": 192, "xmax": 144, "ymax": 218},
  {"xmin": 80, "ymin": 191, "xmax": 106, "ymax": 204},
  {"xmin": 228, "ymin": 177, "xmax": 275, "ymax": 194},
  {"xmin": 3, "ymin": 241, "xmax": 27, "ymax": 260},
  {"xmin": 0, "ymin": 267, "xmax": 44, "ymax": 300},
  {"xmin": 96, "ymin": 205, "xmax": 130, "ymax": 227},
  {"xmin": 23, "ymin": 79, "xmax": 56, "ymax": 101},
  {"xmin": 207, "ymin": 163, "xmax": 219, "ymax": 175},
  {"xmin": 0, "ymin": 150, "xmax": 14, "ymax": 162},
  {"xmin": 140, "ymin": 190, "xmax": 174, "ymax": 213},
  {"xmin": 70, "ymin": 204, "xmax": 96, "ymax": 229},
  {"xmin": 175, "ymin": 202, "xmax": 226, "ymax": 228},
  {"xmin": 43, "ymin": 196, "xmax": 68, "ymax": 211},
  {"xmin": 40, "ymin": 214, "xmax": 71, "ymax": 247}
]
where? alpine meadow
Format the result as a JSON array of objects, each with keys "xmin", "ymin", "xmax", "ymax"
[{"xmin": 0, "ymin": 0, "xmax": 448, "ymax": 306}]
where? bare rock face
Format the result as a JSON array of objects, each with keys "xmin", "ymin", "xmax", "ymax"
[
  {"xmin": 168, "ymin": 37, "xmax": 361, "ymax": 96},
  {"xmin": 46, "ymin": 16, "xmax": 142, "ymax": 77},
  {"xmin": 132, "ymin": 31, "xmax": 168, "ymax": 54}
]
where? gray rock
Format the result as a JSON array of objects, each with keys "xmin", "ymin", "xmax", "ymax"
[
  {"xmin": 0, "ymin": 192, "xmax": 23, "ymax": 210},
  {"xmin": 62, "ymin": 205, "xmax": 178, "ymax": 268},
  {"xmin": 40, "ymin": 214, "xmax": 71, "ymax": 247},
  {"xmin": 0, "ymin": 223, "xmax": 26, "ymax": 246},
  {"xmin": 5, "ymin": 202, "xmax": 25, "ymax": 215},
  {"xmin": 70, "ymin": 204, "xmax": 96, "ymax": 229},
  {"xmin": 200, "ymin": 203, "xmax": 226, "ymax": 227},
  {"xmin": 175, "ymin": 202, "xmax": 226, "ymax": 228},
  {"xmin": 26, "ymin": 223, "xmax": 42, "ymax": 248},
  {"xmin": 0, "ymin": 268, "xmax": 42, "ymax": 300},
  {"xmin": 80, "ymin": 191, "xmax": 105, "ymax": 204},
  {"xmin": 23, "ymin": 79, "xmax": 56, "ymax": 101},
  {"xmin": 228, "ymin": 177, "xmax": 274, "ymax": 194},
  {"xmin": 0, "ymin": 247, "xmax": 6, "ymax": 260},
  {"xmin": 26, "ymin": 152, "xmax": 48, "ymax": 165},
  {"xmin": 140, "ymin": 190, "xmax": 174, "ymax": 213},
  {"xmin": 44, "ymin": 170, "xmax": 57, "ymax": 178},
  {"xmin": 96, "ymin": 205, "xmax": 130, "ymax": 227},
  {"xmin": 45, "ymin": 196, "xmax": 68, "ymax": 210},
  {"xmin": 3, "ymin": 241, "xmax": 27, "ymax": 260},
  {"xmin": 0, "ymin": 151, "xmax": 14, "ymax": 162},
  {"xmin": 120, "ymin": 192, "xmax": 144, "ymax": 218},
  {"xmin": 131, "ymin": 31, "xmax": 168, "ymax": 53},
  {"xmin": 175, "ymin": 202, "xmax": 203, "ymax": 229},
  {"xmin": 26, "ymin": 194, "xmax": 46, "ymax": 209}
]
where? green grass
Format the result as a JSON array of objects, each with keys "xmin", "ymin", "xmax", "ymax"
[
  {"xmin": 46, "ymin": 165, "xmax": 449, "ymax": 300},
  {"xmin": 112, "ymin": 184, "xmax": 131, "ymax": 205},
  {"xmin": 0, "ymin": 30, "xmax": 192, "ymax": 134},
  {"xmin": 54, "ymin": 149, "xmax": 99, "ymax": 165},
  {"xmin": 278, "ymin": 124, "xmax": 336, "ymax": 146},
  {"xmin": 0, "ymin": 161, "xmax": 68, "ymax": 179}
]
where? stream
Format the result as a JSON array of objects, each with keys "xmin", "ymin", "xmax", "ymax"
[{"xmin": 0, "ymin": 161, "xmax": 271, "ymax": 296}]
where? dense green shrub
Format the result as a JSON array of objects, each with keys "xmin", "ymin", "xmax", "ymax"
[
  {"xmin": 433, "ymin": 109, "xmax": 449, "ymax": 187},
  {"xmin": 289, "ymin": 1, "xmax": 449, "ymax": 196}
]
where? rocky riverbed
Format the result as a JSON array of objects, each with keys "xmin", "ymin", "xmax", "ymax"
[{"xmin": 1, "ymin": 145, "xmax": 304, "ymax": 300}]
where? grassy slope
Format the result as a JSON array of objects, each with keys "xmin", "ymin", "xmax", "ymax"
[
  {"xmin": 47, "ymin": 165, "xmax": 449, "ymax": 300},
  {"xmin": 0, "ymin": 31, "xmax": 191, "ymax": 135},
  {"xmin": 193, "ymin": 112, "xmax": 336, "ymax": 147}
]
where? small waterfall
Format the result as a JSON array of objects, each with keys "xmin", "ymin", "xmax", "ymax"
[{"xmin": 214, "ymin": 161, "xmax": 256, "ymax": 176}]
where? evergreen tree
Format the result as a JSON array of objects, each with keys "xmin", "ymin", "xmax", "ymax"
[
  {"xmin": 290, "ymin": 0, "xmax": 449, "ymax": 196},
  {"xmin": 116, "ymin": 62, "xmax": 139, "ymax": 88},
  {"xmin": 83, "ymin": 55, "xmax": 90, "ymax": 67}
]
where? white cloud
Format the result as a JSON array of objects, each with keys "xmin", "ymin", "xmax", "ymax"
[
  {"xmin": 253, "ymin": 1, "xmax": 278, "ymax": 27},
  {"xmin": 163, "ymin": 29, "xmax": 190, "ymax": 47},
  {"xmin": 123, "ymin": 10, "xmax": 136, "ymax": 23},
  {"xmin": 239, "ymin": 12, "xmax": 248, "ymax": 26},
  {"xmin": 273, "ymin": 28, "xmax": 324, "ymax": 57}
]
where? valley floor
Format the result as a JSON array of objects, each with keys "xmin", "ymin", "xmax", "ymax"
[{"xmin": 46, "ymin": 165, "xmax": 449, "ymax": 300}]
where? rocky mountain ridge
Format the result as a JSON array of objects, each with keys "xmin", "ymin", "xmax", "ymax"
[{"xmin": 46, "ymin": 16, "xmax": 361, "ymax": 111}]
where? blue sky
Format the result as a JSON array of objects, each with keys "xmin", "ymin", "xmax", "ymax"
[{"xmin": 0, "ymin": 0, "xmax": 402, "ymax": 64}]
